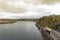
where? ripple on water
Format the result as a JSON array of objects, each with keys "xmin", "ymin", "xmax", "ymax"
[{"xmin": 0, "ymin": 21, "xmax": 43, "ymax": 40}]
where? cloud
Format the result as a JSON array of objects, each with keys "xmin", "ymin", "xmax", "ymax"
[
  {"xmin": 0, "ymin": 0, "xmax": 27, "ymax": 13},
  {"xmin": 50, "ymin": 3, "xmax": 60, "ymax": 15},
  {"xmin": 0, "ymin": 0, "xmax": 60, "ymax": 19}
]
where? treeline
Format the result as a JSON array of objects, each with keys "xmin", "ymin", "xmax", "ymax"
[
  {"xmin": 36, "ymin": 15, "xmax": 60, "ymax": 31},
  {"xmin": 0, "ymin": 19, "xmax": 38, "ymax": 24},
  {"xmin": 0, "ymin": 19, "xmax": 18, "ymax": 24}
]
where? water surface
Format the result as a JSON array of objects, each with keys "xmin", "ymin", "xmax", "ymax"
[{"xmin": 0, "ymin": 21, "xmax": 43, "ymax": 40}]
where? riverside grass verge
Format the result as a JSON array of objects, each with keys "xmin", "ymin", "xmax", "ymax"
[
  {"xmin": 36, "ymin": 15, "xmax": 60, "ymax": 32},
  {"xmin": 0, "ymin": 19, "xmax": 38, "ymax": 24}
]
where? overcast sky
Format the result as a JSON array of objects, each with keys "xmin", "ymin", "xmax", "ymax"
[{"xmin": 0, "ymin": 0, "xmax": 60, "ymax": 19}]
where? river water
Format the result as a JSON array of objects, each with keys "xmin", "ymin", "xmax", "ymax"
[{"xmin": 0, "ymin": 21, "xmax": 43, "ymax": 40}]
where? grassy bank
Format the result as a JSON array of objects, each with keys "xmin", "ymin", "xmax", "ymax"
[
  {"xmin": 0, "ymin": 19, "xmax": 38, "ymax": 24},
  {"xmin": 36, "ymin": 15, "xmax": 60, "ymax": 31}
]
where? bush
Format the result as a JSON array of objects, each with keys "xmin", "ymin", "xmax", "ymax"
[{"xmin": 37, "ymin": 15, "xmax": 60, "ymax": 31}]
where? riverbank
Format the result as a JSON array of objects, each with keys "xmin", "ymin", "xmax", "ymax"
[
  {"xmin": 0, "ymin": 19, "xmax": 17, "ymax": 24},
  {"xmin": 0, "ymin": 19, "xmax": 38, "ymax": 24},
  {"xmin": 36, "ymin": 24, "xmax": 60, "ymax": 40}
]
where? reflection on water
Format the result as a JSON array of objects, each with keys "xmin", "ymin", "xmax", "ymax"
[{"xmin": 0, "ymin": 21, "xmax": 43, "ymax": 40}]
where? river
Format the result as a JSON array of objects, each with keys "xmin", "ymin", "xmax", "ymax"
[{"xmin": 0, "ymin": 21, "xmax": 43, "ymax": 40}]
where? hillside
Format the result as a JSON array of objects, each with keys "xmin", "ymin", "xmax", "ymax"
[{"xmin": 36, "ymin": 15, "xmax": 60, "ymax": 32}]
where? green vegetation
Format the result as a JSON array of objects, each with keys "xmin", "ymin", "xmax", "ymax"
[
  {"xmin": 36, "ymin": 15, "xmax": 60, "ymax": 31},
  {"xmin": 0, "ymin": 19, "xmax": 18, "ymax": 24},
  {"xmin": 0, "ymin": 19, "xmax": 38, "ymax": 24}
]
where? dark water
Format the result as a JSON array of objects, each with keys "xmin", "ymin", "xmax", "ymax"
[{"xmin": 0, "ymin": 21, "xmax": 43, "ymax": 40}]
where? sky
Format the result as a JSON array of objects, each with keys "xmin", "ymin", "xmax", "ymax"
[{"xmin": 0, "ymin": 0, "xmax": 60, "ymax": 19}]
